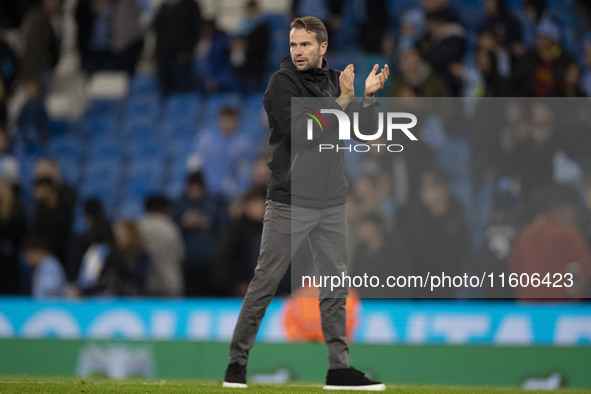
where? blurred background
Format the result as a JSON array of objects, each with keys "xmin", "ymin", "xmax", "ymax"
[{"xmin": 0, "ymin": 0, "xmax": 590, "ymax": 389}]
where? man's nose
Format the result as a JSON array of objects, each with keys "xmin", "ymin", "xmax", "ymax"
[{"xmin": 294, "ymin": 47, "xmax": 303, "ymax": 56}]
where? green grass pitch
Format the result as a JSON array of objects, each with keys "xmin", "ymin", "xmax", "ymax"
[{"xmin": 0, "ymin": 377, "xmax": 590, "ymax": 393}]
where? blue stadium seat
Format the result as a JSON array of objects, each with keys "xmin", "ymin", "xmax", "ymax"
[
  {"xmin": 128, "ymin": 138, "xmax": 166, "ymax": 160},
  {"xmin": 49, "ymin": 137, "xmax": 84, "ymax": 162},
  {"xmin": 204, "ymin": 93, "xmax": 242, "ymax": 115},
  {"xmin": 84, "ymin": 160, "xmax": 123, "ymax": 185},
  {"xmin": 126, "ymin": 159, "xmax": 165, "ymax": 185},
  {"xmin": 122, "ymin": 117, "xmax": 158, "ymax": 138},
  {"xmin": 130, "ymin": 74, "xmax": 160, "ymax": 97},
  {"xmin": 126, "ymin": 95, "xmax": 161, "ymax": 118},
  {"xmin": 161, "ymin": 117, "xmax": 197, "ymax": 138},
  {"xmin": 85, "ymin": 116, "xmax": 118, "ymax": 136},
  {"xmin": 167, "ymin": 136, "xmax": 193, "ymax": 161},
  {"xmin": 164, "ymin": 93, "xmax": 201, "ymax": 120},
  {"xmin": 86, "ymin": 99, "xmax": 123, "ymax": 120},
  {"xmin": 56, "ymin": 157, "xmax": 82, "ymax": 186},
  {"xmin": 48, "ymin": 120, "xmax": 77, "ymax": 137},
  {"xmin": 116, "ymin": 198, "xmax": 145, "ymax": 219},
  {"xmin": 88, "ymin": 137, "xmax": 126, "ymax": 160}
]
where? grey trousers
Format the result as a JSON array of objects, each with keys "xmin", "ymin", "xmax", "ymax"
[{"xmin": 229, "ymin": 199, "xmax": 349, "ymax": 369}]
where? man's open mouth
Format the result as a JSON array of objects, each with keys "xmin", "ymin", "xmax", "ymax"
[{"xmin": 295, "ymin": 59, "xmax": 306, "ymax": 66}]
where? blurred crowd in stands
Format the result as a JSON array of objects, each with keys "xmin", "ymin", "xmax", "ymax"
[{"xmin": 0, "ymin": 0, "xmax": 590, "ymax": 299}]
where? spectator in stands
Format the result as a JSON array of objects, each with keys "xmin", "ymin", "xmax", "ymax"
[
  {"xmin": 470, "ymin": 196, "xmax": 520, "ymax": 297},
  {"xmin": 66, "ymin": 199, "xmax": 111, "ymax": 281},
  {"xmin": 555, "ymin": 56, "xmax": 586, "ymax": 97},
  {"xmin": 187, "ymin": 107, "xmax": 253, "ymax": 201},
  {"xmin": 68, "ymin": 222, "xmax": 112, "ymax": 297},
  {"xmin": 397, "ymin": 8, "xmax": 426, "ymax": 54},
  {"xmin": 390, "ymin": 49, "xmax": 449, "ymax": 97},
  {"xmin": 509, "ymin": 185, "xmax": 591, "ymax": 299},
  {"xmin": 153, "ymin": 0, "xmax": 202, "ymax": 96},
  {"xmin": 513, "ymin": 19, "xmax": 570, "ymax": 96},
  {"xmin": 0, "ymin": 176, "xmax": 26, "ymax": 294},
  {"xmin": 0, "ymin": 37, "xmax": 18, "ymax": 111},
  {"xmin": 231, "ymin": 1, "xmax": 270, "ymax": 94},
  {"xmin": 34, "ymin": 157, "xmax": 76, "ymax": 229},
  {"xmin": 17, "ymin": 0, "xmax": 62, "ymax": 147},
  {"xmin": 423, "ymin": 0, "xmax": 463, "ymax": 26},
  {"xmin": 351, "ymin": 213, "xmax": 412, "ymax": 297},
  {"xmin": 463, "ymin": 48, "xmax": 513, "ymax": 97},
  {"xmin": 581, "ymin": 33, "xmax": 591, "ymax": 96},
  {"xmin": 521, "ymin": 0, "xmax": 548, "ymax": 49},
  {"xmin": 506, "ymin": 100, "xmax": 559, "ymax": 196},
  {"xmin": 352, "ymin": 0, "xmax": 389, "ymax": 53},
  {"xmin": 400, "ymin": 168, "xmax": 469, "ymax": 297},
  {"xmin": 213, "ymin": 188, "xmax": 267, "ymax": 297},
  {"xmin": 111, "ymin": 0, "xmax": 145, "ymax": 75},
  {"xmin": 478, "ymin": 0, "xmax": 524, "ymax": 58},
  {"xmin": 139, "ymin": 195, "xmax": 184, "ymax": 297},
  {"xmin": 0, "ymin": 130, "xmax": 19, "ymax": 186},
  {"xmin": 174, "ymin": 171, "xmax": 218, "ymax": 296},
  {"xmin": 20, "ymin": 0, "xmax": 62, "ymax": 87},
  {"xmin": 22, "ymin": 235, "xmax": 66, "ymax": 299},
  {"xmin": 31, "ymin": 177, "xmax": 72, "ymax": 266},
  {"xmin": 201, "ymin": 19, "xmax": 234, "ymax": 93},
  {"xmin": 98, "ymin": 220, "xmax": 150, "ymax": 296},
  {"xmin": 76, "ymin": 0, "xmax": 115, "ymax": 74},
  {"xmin": 417, "ymin": 10, "xmax": 467, "ymax": 96}
]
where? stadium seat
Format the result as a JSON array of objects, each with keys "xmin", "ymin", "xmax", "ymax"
[
  {"xmin": 128, "ymin": 138, "xmax": 166, "ymax": 160},
  {"xmin": 126, "ymin": 159, "xmax": 165, "ymax": 185},
  {"xmin": 129, "ymin": 74, "xmax": 160, "ymax": 97},
  {"xmin": 204, "ymin": 93, "xmax": 242, "ymax": 115},
  {"xmin": 161, "ymin": 117, "xmax": 197, "ymax": 139},
  {"xmin": 88, "ymin": 138, "xmax": 126, "ymax": 160},
  {"xmin": 125, "ymin": 96, "xmax": 161, "ymax": 126},
  {"xmin": 116, "ymin": 198, "xmax": 145, "ymax": 219},
  {"xmin": 56, "ymin": 157, "xmax": 82, "ymax": 186},
  {"xmin": 164, "ymin": 93, "xmax": 201, "ymax": 121},
  {"xmin": 122, "ymin": 117, "xmax": 158, "ymax": 138},
  {"xmin": 85, "ymin": 99, "xmax": 123, "ymax": 120},
  {"xmin": 85, "ymin": 116, "xmax": 118, "ymax": 136},
  {"xmin": 49, "ymin": 137, "xmax": 84, "ymax": 162}
]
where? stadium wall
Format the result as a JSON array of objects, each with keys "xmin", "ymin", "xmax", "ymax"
[{"xmin": 0, "ymin": 298, "xmax": 589, "ymax": 388}]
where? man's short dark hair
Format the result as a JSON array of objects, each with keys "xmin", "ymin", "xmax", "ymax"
[
  {"xmin": 187, "ymin": 171, "xmax": 205, "ymax": 187},
  {"xmin": 543, "ymin": 184, "xmax": 578, "ymax": 213},
  {"xmin": 22, "ymin": 234, "xmax": 49, "ymax": 252},
  {"xmin": 290, "ymin": 16, "xmax": 328, "ymax": 44},
  {"xmin": 144, "ymin": 195, "xmax": 171, "ymax": 213},
  {"xmin": 219, "ymin": 106, "xmax": 239, "ymax": 117},
  {"xmin": 84, "ymin": 198, "xmax": 104, "ymax": 218},
  {"xmin": 426, "ymin": 10, "xmax": 449, "ymax": 23}
]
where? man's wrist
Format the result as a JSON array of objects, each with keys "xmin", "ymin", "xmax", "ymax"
[{"xmin": 363, "ymin": 91, "xmax": 376, "ymax": 106}]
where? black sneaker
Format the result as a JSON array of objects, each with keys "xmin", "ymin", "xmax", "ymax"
[
  {"xmin": 323, "ymin": 367, "xmax": 386, "ymax": 391},
  {"xmin": 223, "ymin": 362, "xmax": 247, "ymax": 388}
]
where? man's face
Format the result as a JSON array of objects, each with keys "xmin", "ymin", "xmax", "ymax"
[
  {"xmin": 25, "ymin": 249, "xmax": 45, "ymax": 266},
  {"xmin": 219, "ymin": 113, "xmax": 239, "ymax": 134},
  {"xmin": 289, "ymin": 28, "xmax": 327, "ymax": 71},
  {"xmin": 401, "ymin": 50, "xmax": 421, "ymax": 77}
]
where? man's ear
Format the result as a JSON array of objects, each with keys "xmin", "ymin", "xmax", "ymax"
[{"xmin": 320, "ymin": 42, "xmax": 328, "ymax": 56}]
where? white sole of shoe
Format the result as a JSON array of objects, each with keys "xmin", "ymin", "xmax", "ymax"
[
  {"xmin": 323, "ymin": 383, "xmax": 386, "ymax": 391},
  {"xmin": 222, "ymin": 381, "xmax": 248, "ymax": 388}
]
